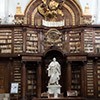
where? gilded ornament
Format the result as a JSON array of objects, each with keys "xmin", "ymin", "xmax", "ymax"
[{"xmin": 37, "ymin": 0, "xmax": 64, "ymax": 21}]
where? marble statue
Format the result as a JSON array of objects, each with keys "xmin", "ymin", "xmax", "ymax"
[{"xmin": 47, "ymin": 57, "xmax": 61, "ymax": 85}]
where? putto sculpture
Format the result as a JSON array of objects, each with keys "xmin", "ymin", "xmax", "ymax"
[{"xmin": 38, "ymin": 0, "xmax": 64, "ymax": 21}]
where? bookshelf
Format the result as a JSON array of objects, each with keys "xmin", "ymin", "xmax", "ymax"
[
  {"xmin": 14, "ymin": 28, "xmax": 23, "ymax": 53},
  {"xmin": 71, "ymin": 64, "xmax": 81, "ymax": 96},
  {"xmin": 26, "ymin": 65, "xmax": 37, "ymax": 99},
  {"xmin": 0, "ymin": 25, "xmax": 100, "ymax": 100},
  {"xmin": 86, "ymin": 60, "xmax": 94, "ymax": 97},
  {"xmin": 96, "ymin": 60, "xmax": 100, "ymax": 97},
  {"xmin": 68, "ymin": 31, "xmax": 81, "ymax": 53},
  {"xmin": 94, "ymin": 31, "xmax": 100, "ymax": 53},
  {"xmin": 84, "ymin": 29, "xmax": 94, "ymax": 53},
  {"xmin": 12, "ymin": 60, "xmax": 22, "ymax": 98},
  {"xmin": 26, "ymin": 30, "xmax": 38, "ymax": 53},
  {"xmin": 0, "ymin": 29, "xmax": 12, "ymax": 53}
]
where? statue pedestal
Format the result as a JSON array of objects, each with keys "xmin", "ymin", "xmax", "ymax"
[{"xmin": 47, "ymin": 85, "xmax": 61, "ymax": 98}]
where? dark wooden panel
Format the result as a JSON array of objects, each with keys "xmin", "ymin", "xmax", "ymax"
[{"xmin": 0, "ymin": 61, "xmax": 9, "ymax": 93}]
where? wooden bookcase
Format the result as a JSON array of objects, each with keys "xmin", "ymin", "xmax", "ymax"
[
  {"xmin": 94, "ymin": 30, "xmax": 100, "ymax": 53},
  {"xmin": 84, "ymin": 29, "xmax": 94, "ymax": 53},
  {"xmin": 71, "ymin": 64, "xmax": 81, "ymax": 96},
  {"xmin": 0, "ymin": 29, "xmax": 12, "ymax": 53},
  {"xmin": 85, "ymin": 60, "xmax": 95, "ymax": 97},
  {"xmin": 26, "ymin": 30, "xmax": 38, "ymax": 53},
  {"xmin": 26, "ymin": 66, "xmax": 37, "ymax": 99},
  {"xmin": 10, "ymin": 59, "xmax": 22, "ymax": 99},
  {"xmin": 13, "ymin": 60, "xmax": 22, "ymax": 96},
  {"xmin": 68, "ymin": 31, "xmax": 81, "ymax": 53},
  {"xmin": 0, "ymin": 25, "xmax": 100, "ymax": 100},
  {"xmin": 96, "ymin": 60, "xmax": 100, "ymax": 97},
  {"xmin": 13, "ymin": 28, "xmax": 23, "ymax": 53}
]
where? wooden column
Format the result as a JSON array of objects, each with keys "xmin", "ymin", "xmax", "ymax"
[
  {"xmin": 37, "ymin": 62, "xmax": 42, "ymax": 98},
  {"xmin": 84, "ymin": 61, "xmax": 88, "ymax": 97},
  {"xmin": 67, "ymin": 62, "xmax": 72, "ymax": 90},
  {"xmin": 22, "ymin": 27, "xmax": 27, "ymax": 52},
  {"xmin": 81, "ymin": 62, "xmax": 85, "ymax": 97},
  {"xmin": 81, "ymin": 30, "xmax": 84, "ymax": 53},
  {"xmin": 22, "ymin": 62, "xmax": 26, "ymax": 100}
]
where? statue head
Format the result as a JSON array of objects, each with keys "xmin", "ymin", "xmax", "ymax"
[{"xmin": 53, "ymin": 57, "xmax": 56, "ymax": 61}]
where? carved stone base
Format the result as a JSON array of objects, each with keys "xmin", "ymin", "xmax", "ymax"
[{"xmin": 47, "ymin": 85, "xmax": 61, "ymax": 98}]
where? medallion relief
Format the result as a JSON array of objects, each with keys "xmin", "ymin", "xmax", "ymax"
[{"xmin": 43, "ymin": 29, "xmax": 63, "ymax": 49}]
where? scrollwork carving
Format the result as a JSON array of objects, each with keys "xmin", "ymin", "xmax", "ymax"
[{"xmin": 43, "ymin": 29, "xmax": 63, "ymax": 50}]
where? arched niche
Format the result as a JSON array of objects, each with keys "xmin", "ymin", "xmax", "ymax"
[
  {"xmin": 24, "ymin": 0, "xmax": 82, "ymax": 26},
  {"xmin": 41, "ymin": 46, "xmax": 67, "ymax": 94}
]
